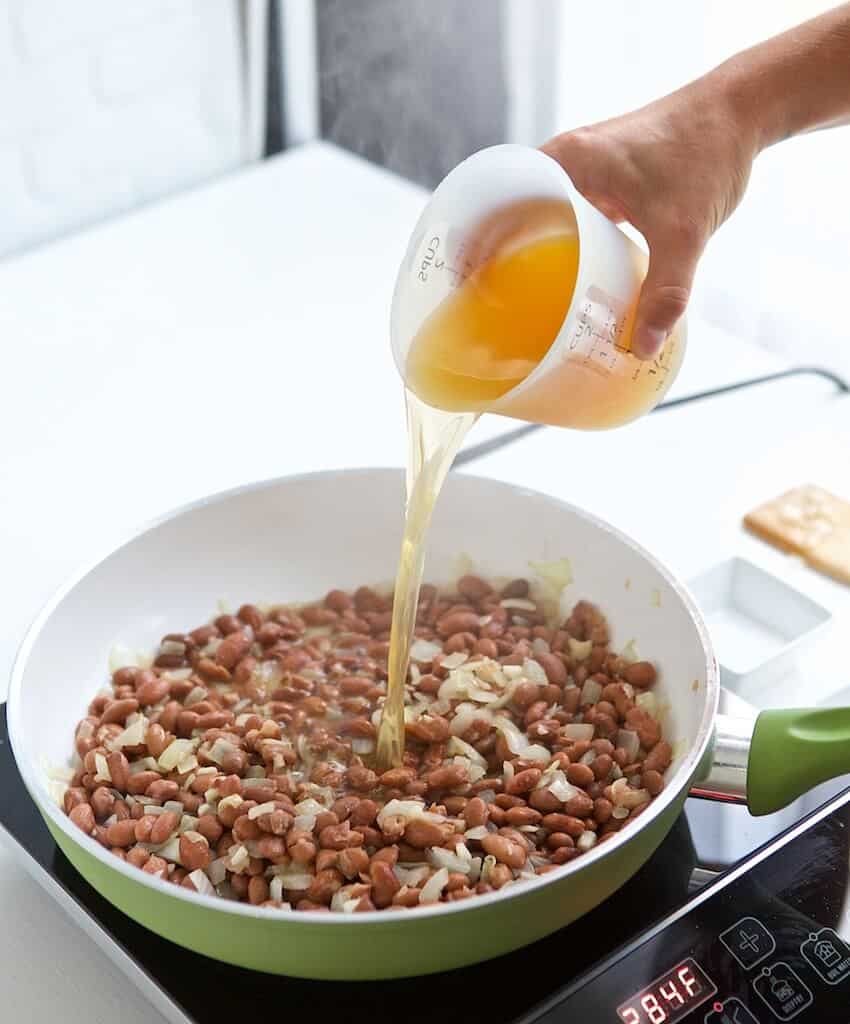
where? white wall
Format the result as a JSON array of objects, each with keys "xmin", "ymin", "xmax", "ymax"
[
  {"xmin": 550, "ymin": 1, "xmax": 850, "ymax": 376},
  {"xmin": 0, "ymin": 0, "xmax": 247, "ymax": 259}
]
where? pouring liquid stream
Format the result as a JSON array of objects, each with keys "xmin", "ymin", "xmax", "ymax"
[
  {"xmin": 375, "ymin": 213, "xmax": 580, "ymax": 770},
  {"xmin": 374, "ymin": 395, "xmax": 475, "ymax": 769}
]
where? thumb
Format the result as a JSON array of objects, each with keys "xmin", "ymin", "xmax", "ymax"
[{"xmin": 632, "ymin": 235, "xmax": 700, "ymax": 360}]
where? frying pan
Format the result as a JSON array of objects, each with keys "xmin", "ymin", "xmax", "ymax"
[{"xmin": 7, "ymin": 469, "xmax": 850, "ymax": 979}]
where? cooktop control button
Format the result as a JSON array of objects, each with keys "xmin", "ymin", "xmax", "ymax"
[
  {"xmin": 752, "ymin": 962, "xmax": 813, "ymax": 1021},
  {"xmin": 704, "ymin": 995, "xmax": 761, "ymax": 1022},
  {"xmin": 720, "ymin": 917, "xmax": 777, "ymax": 970},
  {"xmin": 800, "ymin": 928, "xmax": 850, "ymax": 985}
]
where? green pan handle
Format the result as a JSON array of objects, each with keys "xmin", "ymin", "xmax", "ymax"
[{"xmin": 748, "ymin": 707, "xmax": 850, "ymax": 816}]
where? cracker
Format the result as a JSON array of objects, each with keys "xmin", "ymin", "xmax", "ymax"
[
  {"xmin": 741, "ymin": 485, "xmax": 850, "ymax": 585},
  {"xmin": 804, "ymin": 524, "xmax": 850, "ymax": 584},
  {"xmin": 743, "ymin": 484, "xmax": 850, "ymax": 584},
  {"xmin": 743, "ymin": 485, "xmax": 847, "ymax": 554}
]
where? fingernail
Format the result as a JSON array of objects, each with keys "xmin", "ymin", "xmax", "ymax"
[{"xmin": 632, "ymin": 326, "xmax": 667, "ymax": 360}]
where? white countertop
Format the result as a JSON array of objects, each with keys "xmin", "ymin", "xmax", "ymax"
[{"xmin": 1, "ymin": 141, "xmax": 849, "ymax": 1022}]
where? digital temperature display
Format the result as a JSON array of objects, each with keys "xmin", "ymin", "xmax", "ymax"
[{"xmin": 616, "ymin": 958, "xmax": 716, "ymax": 1024}]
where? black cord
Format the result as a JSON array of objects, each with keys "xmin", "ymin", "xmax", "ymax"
[{"xmin": 453, "ymin": 365, "xmax": 849, "ymax": 469}]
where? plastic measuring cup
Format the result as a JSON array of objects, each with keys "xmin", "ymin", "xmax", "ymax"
[{"xmin": 391, "ymin": 144, "xmax": 686, "ymax": 430}]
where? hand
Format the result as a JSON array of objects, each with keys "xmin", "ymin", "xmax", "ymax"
[{"xmin": 542, "ymin": 79, "xmax": 758, "ymax": 359}]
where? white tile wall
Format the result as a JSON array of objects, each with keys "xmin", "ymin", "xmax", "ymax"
[{"xmin": 0, "ymin": 0, "xmax": 246, "ymax": 258}]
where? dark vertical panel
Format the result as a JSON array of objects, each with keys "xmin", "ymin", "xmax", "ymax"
[
  {"xmin": 265, "ymin": 0, "xmax": 284, "ymax": 156},
  {"xmin": 315, "ymin": 0, "xmax": 507, "ymax": 187}
]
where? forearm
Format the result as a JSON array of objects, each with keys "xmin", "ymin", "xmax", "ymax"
[{"xmin": 711, "ymin": 3, "xmax": 850, "ymax": 152}]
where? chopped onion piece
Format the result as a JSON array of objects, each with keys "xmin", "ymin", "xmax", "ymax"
[
  {"xmin": 351, "ymin": 738, "xmax": 375, "ymax": 756},
  {"xmin": 480, "ymin": 854, "xmax": 497, "ymax": 883},
  {"xmin": 568, "ymin": 638, "xmax": 593, "ymax": 661},
  {"xmin": 163, "ymin": 800, "xmax": 184, "ymax": 815},
  {"xmin": 158, "ymin": 738, "xmax": 196, "ymax": 772},
  {"xmin": 280, "ymin": 870, "xmax": 314, "ymax": 891},
  {"xmin": 447, "ymin": 736, "xmax": 487, "ymax": 767},
  {"xmin": 217, "ymin": 794, "xmax": 243, "ymax": 816},
  {"xmin": 547, "ymin": 773, "xmax": 580, "ymax": 803},
  {"xmin": 529, "ymin": 558, "xmax": 573, "ymax": 595},
  {"xmin": 162, "ymin": 667, "xmax": 193, "ymax": 682},
  {"xmin": 94, "ymin": 753, "xmax": 111, "ymax": 782},
  {"xmin": 428, "ymin": 847, "xmax": 472, "ymax": 874},
  {"xmin": 449, "ymin": 703, "xmax": 495, "ymax": 737},
  {"xmin": 577, "ymin": 832, "xmax": 597, "ymax": 852},
  {"xmin": 269, "ymin": 876, "xmax": 284, "ymax": 903},
  {"xmin": 208, "ymin": 858, "xmax": 228, "ymax": 886},
  {"xmin": 612, "ymin": 805, "xmax": 630, "ymax": 820},
  {"xmin": 438, "ymin": 672, "xmax": 499, "ymax": 705},
  {"xmin": 476, "ymin": 789, "xmax": 496, "ymax": 804},
  {"xmin": 160, "ymin": 639, "xmax": 186, "ymax": 657},
  {"xmin": 176, "ymin": 754, "xmax": 199, "ymax": 776},
  {"xmin": 331, "ymin": 886, "xmax": 356, "ymax": 913},
  {"xmin": 227, "ymin": 845, "xmax": 249, "ymax": 873},
  {"xmin": 579, "ymin": 749, "xmax": 596, "ymax": 766},
  {"xmin": 205, "ymin": 738, "xmax": 239, "ymax": 768},
  {"xmin": 184, "ymin": 686, "xmax": 208, "ymax": 707},
  {"xmin": 108, "ymin": 645, "xmax": 144, "ymax": 673},
  {"xmin": 377, "ymin": 799, "xmax": 443, "ymax": 828},
  {"xmin": 419, "ymin": 867, "xmax": 449, "ymax": 904},
  {"xmin": 531, "ymin": 637, "xmax": 551, "ymax": 656},
  {"xmin": 616, "ymin": 729, "xmax": 641, "ymax": 761},
  {"xmin": 580, "ymin": 678, "xmax": 603, "ymax": 705},
  {"xmin": 636, "ymin": 692, "xmax": 658, "ymax": 718},
  {"xmin": 503, "ymin": 760, "xmax": 515, "ymax": 782},
  {"xmin": 242, "ymin": 775, "xmax": 270, "ymax": 787},
  {"xmin": 157, "ymin": 836, "xmax": 183, "ymax": 864},
  {"xmin": 294, "ymin": 813, "xmax": 316, "ymax": 832},
  {"xmin": 492, "ymin": 716, "xmax": 550, "ymax": 762},
  {"xmin": 561, "ymin": 723, "xmax": 594, "ymax": 742},
  {"xmin": 128, "ymin": 757, "xmax": 159, "ymax": 775},
  {"xmin": 179, "ymin": 815, "xmax": 199, "ymax": 834},
  {"xmin": 409, "ymin": 638, "xmax": 443, "ymax": 663},
  {"xmin": 248, "ymin": 801, "xmax": 277, "ymax": 821},
  {"xmin": 393, "ymin": 864, "xmax": 431, "ymax": 887},
  {"xmin": 294, "ymin": 798, "xmax": 325, "ymax": 816},
  {"xmin": 464, "ymin": 825, "xmax": 489, "ymax": 841},
  {"xmin": 189, "ymin": 869, "xmax": 216, "ymax": 897},
  {"xmin": 610, "ymin": 778, "xmax": 652, "ymax": 809},
  {"xmin": 108, "ymin": 717, "xmax": 147, "ymax": 751},
  {"xmin": 500, "ymin": 598, "xmax": 537, "ymax": 612},
  {"xmin": 243, "ymin": 840, "xmax": 264, "ymax": 859},
  {"xmin": 619, "ymin": 639, "xmax": 639, "ymax": 664},
  {"xmin": 441, "ymin": 651, "xmax": 469, "ymax": 670},
  {"xmin": 522, "ymin": 659, "xmax": 548, "ymax": 686}
]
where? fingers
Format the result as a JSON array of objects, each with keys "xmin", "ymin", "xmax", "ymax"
[
  {"xmin": 543, "ymin": 129, "xmax": 703, "ymax": 360},
  {"xmin": 632, "ymin": 228, "xmax": 701, "ymax": 359}
]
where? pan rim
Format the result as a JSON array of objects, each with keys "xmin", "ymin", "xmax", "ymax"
[{"xmin": 7, "ymin": 467, "xmax": 719, "ymax": 927}]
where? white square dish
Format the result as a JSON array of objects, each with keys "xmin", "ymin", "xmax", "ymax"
[{"xmin": 688, "ymin": 556, "xmax": 832, "ymax": 698}]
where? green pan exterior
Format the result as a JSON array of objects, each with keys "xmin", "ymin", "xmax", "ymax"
[{"xmin": 45, "ymin": 793, "xmax": 684, "ymax": 980}]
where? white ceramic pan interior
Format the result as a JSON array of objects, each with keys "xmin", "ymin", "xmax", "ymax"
[{"xmin": 9, "ymin": 469, "xmax": 718, "ymax": 923}]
